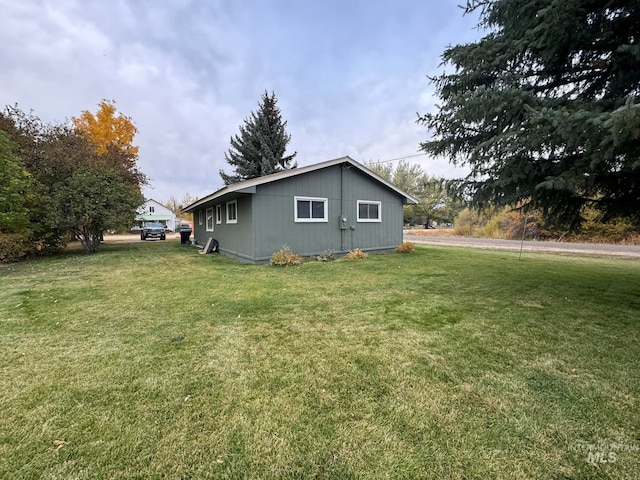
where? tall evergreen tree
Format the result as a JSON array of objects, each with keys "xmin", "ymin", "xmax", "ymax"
[
  {"xmin": 220, "ymin": 91, "xmax": 297, "ymax": 184},
  {"xmin": 419, "ymin": 0, "xmax": 640, "ymax": 229}
]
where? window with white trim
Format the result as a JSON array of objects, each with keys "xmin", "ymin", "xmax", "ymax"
[
  {"xmin": 294, "ymin": 196, "xmax": 328, "ymax": 222},
  {"xmin": 357, "ymin": 200, "xmax": 381, "ymax": 222},
  {"xmin": 198, "ymin": 210, "xmax": 203, "ymax": 226},
  {"xmin": 206, "ymin": 207, "xmax": 214, "ymax": 231},
  {"xmin": 149, "ymin": 206, "xmax": 155, "ymax": 213},
  {"xmin": 226, "ymin": 200, "xmax": 237, "ymax": 224},
  {"xmin": 215, "ymin": 204, "xmax": 222, "ymax": 224}
]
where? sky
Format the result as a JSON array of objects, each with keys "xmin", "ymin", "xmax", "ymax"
[{"xmin": 1, "ymin": 0, "xmax": 484, "ymax": 203}]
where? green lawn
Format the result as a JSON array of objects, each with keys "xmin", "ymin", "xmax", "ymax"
[{"xmin": 1, "ymin": 241, "xmax": 639, "ymax": 479}]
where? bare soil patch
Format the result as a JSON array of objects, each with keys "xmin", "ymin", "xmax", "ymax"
[{"xmin": 102, "ymin": 233, "xmax": 181, "ymax": 244}]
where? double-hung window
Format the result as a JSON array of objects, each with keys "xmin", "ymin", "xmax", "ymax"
[
  {"xmin": 294, "ymin": 196, "xmax": 328, "ymax": 222},
  {"xmin": 226, "ymin": 200, "xmax": 237, "ymax": 224},
  {"xmin": 357, "ymin": 200, "xmax": 381, "ymax": 222},
  {"xmin": 215, "ymin": 204, "xmax": 222, "ymax": 224},
  {"xmin": 206, "ymin": 207, "xmax": 214, "ymax": 231}
]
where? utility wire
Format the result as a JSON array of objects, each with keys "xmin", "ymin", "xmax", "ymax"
[{"xmin": 367, "ymin": 152, "xmax": 428, "ymax": 165}]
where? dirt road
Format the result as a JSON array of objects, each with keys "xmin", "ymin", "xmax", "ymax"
[
  {"xmin": 404, "ymin": 232, "xmax": 640, "ymax": 258},
  {"xmin": 103, "ymin": 233, "xmax": 182, "ymax": 243}
]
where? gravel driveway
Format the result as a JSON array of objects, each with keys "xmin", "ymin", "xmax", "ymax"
[
  {"xmin": 404, "ymin": 232, "xmax": 640, "ymax": 258},
  {"xmin": 103, "ymin": 233, "xmax": 181, "ymax": 243}
]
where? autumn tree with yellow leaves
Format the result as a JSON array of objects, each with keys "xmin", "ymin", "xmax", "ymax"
[
  {"xmin": 72, "ymin": 99, "xmax": 146, "ymax": 189},
  {"xmin": 72, "ymin": 99, "xmax": 138, "ymax": 157}
]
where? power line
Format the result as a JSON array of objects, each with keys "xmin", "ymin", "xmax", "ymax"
[{"xmin": 367, "ymin": 152, "xmax": 428, "ymax": 165}]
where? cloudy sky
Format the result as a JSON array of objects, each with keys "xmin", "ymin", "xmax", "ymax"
[{"xmin": 1, "ymin": 0, "xmax": 484, "ymax": 202}]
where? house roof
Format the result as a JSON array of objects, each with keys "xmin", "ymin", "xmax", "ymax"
[
  {"xmin": 183, "ymin": 156, "xmax": 418, "ymax": 212},
  {"xmin": 139, "ymin": 199, "xmax": 175, "ymax": 216},
  {"xmin": 144, "ymin": 198, "xmax": 169, "ymax": 208}
]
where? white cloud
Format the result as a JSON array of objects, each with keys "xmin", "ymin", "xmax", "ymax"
[{"xmin": 1, "ymin": 0, "xmax": 483, "ymax": 203}]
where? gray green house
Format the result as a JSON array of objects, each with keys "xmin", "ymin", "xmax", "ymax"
[{"xmin": 183, "ymin": 156, "xmax": 417, "ymax": 263}]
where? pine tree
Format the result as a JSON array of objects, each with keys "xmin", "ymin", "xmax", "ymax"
[
  {"xmin": 220, "ymin": 91, "xmax": 297, "ymax": 184},
  {"xmin": 419, "ymin": 0, "xmax": 640, "ymax": 229}
]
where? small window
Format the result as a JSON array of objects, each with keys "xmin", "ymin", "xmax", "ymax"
[
  {"xmin": 198, "ymin": 210, "xmax": 203, "ymax": 226},
  {"xmin": 357, "ymin": 200, "xmax": 381, "ymax": 222},
  {"xmin": 206, "ymin": 207, "xmax": 214, "ymax": 231},
  {"xmin": 226, "ymin": 200, "xmax": 237, "ymax": 224},
  {"xmin": 215, "ymin": 204, "xmax": 222, "ymax": 224},
  {"xmin": 295, "ymin": 196, "xmax": 328, "ymax": 222},
  {"xmin": 149, "ymin": 206, "xmax": 155, "ymax": 213}
]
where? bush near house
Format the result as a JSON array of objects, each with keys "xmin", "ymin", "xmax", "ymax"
[
  {"xmin": 270, "ymin": 245, "xmax": 304, "ymax": 266},
  {"xmin": 396, "ymin": 242, "xmax": 416, "ymax": 253},
  {"xmin": 315, "ymin": 249, "xmax": 335, "ymax": 262},
  {"xmin": 345, "ymin": 248, "xmax": 369, "ymax": 259}
]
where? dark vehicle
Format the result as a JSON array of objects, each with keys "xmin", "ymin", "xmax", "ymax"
[{"xmin": 141, "ymin": 222, "xmax": 166, "ymax": 241}]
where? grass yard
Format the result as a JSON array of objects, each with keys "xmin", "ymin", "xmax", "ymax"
[{"xmin": 1, "ymin": 241, "xmax": 639, "ymax": 479}]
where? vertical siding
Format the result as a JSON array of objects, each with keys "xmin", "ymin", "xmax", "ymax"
[
  {"xmin": 253, "ymin": 166, "xmax": 343, "ymax": 260},
  {"xmin": 192, "ymin": 209, "xmax": 205, "ymax": 245},
  {"xmin": 252, "ymin": 164, "xmax": 404, "ymax": 260},
  {"xmin": 191, "ymin": 163, "xmax": 406, "ymax": 263},
  {"xmin": 192, "ymin": 195, "xmax": 254, "ymax": 261},
  {"xmin": 341, "ymin": 167, "xmax": 404, "ymax": 251}
]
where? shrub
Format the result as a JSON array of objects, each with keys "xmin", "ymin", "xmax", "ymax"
[
  {"xmin": 498, "ymin": 210, "xmax": 542, "ymax": 240},
  {"xmin": 475, "ymin": 212, "xmax": 508, "ymax": 239},
  {"xmin": 454, "ymin": 207, "xmax": 543, "ymax": 240},
  {"xmin": 452, "ymin": 208, "xmax": 487, "ymax": 236},
  {"xmin": 0, "ymin": 233, "xmax": 33, "ymax": 264},
  {"xmin": 316, "ymin": 249, "xmax": 335, "ymax": 262},
  {"xmin": 270, "ymin": 245, "xmax": 304, "ymax": 266},
  {"xmin": 396, "ymin": 242, "xmax": 415, "ymax": 253},
  {"xmin": 572, "ymin": 207, "xmax": 639, "ymax": 244},
  {"xmin": 345, "ymin": 248, "xmax": 369, "ymax": 259}
]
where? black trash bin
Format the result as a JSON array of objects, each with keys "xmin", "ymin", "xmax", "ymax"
[{"xmin": 179, "ymin": 224, "xmax": 192, "ymax": 244}]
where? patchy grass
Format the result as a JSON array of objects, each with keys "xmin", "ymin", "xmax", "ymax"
[{"xmin": 1, "ymin": 241, "xmax": 639, "ymax": 479}]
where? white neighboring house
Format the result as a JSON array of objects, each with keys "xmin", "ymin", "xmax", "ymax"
[{"xmin": 134, "ymin": 199, "xmax": 177, "ymax": 231}]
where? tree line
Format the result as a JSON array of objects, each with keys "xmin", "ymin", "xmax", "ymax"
[
  {"xmin": 367, "ymin": 160, "xmax": 463, "ymax": 227},
  {"xmin": 0, "ymin": 100, "xmax": 146, "ymax": 262}
]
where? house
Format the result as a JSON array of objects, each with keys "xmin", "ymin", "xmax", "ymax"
[
  {"xmin": 182, "ymin": 156, "xmax": 417, "ymax": 263},
  {"xmin": 135, "ymin": 199, "xmax": 177, "ymax": 231}
]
